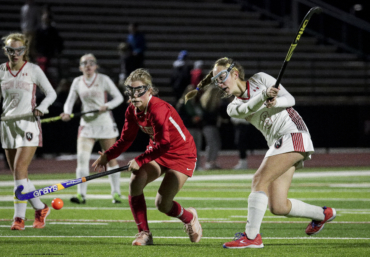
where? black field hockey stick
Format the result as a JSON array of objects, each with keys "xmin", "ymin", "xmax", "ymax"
[
  {"xmin": 40, "ymin": 109, "xmax": 102, "ymax": 123},
  {"xmin": 15, "ymin": 165, "xmax": 129, "ymax": 200},
  {"xmin": 274, "ymin": 6, "xmax": 322, "ymax": 89}
]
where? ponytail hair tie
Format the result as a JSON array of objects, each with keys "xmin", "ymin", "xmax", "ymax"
[{"xmin": 196, "ymin": 87, "xmax": 200, "ymax": 91}]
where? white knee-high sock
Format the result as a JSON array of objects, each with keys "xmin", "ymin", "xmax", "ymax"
[
  {"xmin": 76, "ymin": 167, "xmax": 89, "ymax": 197},
  {"xmin": 14, "ymin": 179, "xmax": 28, "ymax": 220},
  {"xmin": 286, "ymin": 199, "xmax": 325, "ymax": 220},
  {"xmin": 245, "ymin": 191, "xmax": 268, "ymax": 240},
  {"xmin": 108, "ymin": 164, "xmax": 121, "ymax": 196},
  {"xmin": 27, "ymin": 179, "xmax": 45, "ymax": 210}
]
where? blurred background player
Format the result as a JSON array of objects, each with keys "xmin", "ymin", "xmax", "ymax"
[
  {"xmin": 0, "ymin": 32, "xmax": 56, "ymax": 230},
  {"xmin": 199, "ymin": 87, "xmax": 222, "ymax": 170},
  {"xmin": 186, "ymin": 57, "xmax": 336, "ymax": 249},
  {"xmin": 230, "ymin": 117, "xmax": 250, "ymax": 170},
  {"xmin": 126, "ymin": 22, "xmax": 146, "ymax": 71},
  {"xmin": 176, "ymin": 85, "xmax": 203, "ymax": 171},
  {"xmin": 170, "ymin": 50, "xmax": 192, "ymax": 101},
  {"xmin": 93, "ymin": 68, "xmax": 202, "ymax": 246},
  {"xmin": 60, "ymin": 53, "xmax": 124, "ymax": 204}
]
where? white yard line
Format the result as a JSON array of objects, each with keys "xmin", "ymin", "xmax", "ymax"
[{"xmin": 0, "ymin": 170, "xmax": 369, "ymax": 187}]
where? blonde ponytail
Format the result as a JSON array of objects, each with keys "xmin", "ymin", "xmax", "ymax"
[{"xmin": 185, "ymin": 70, "xmax": 213, "ymax": 103}]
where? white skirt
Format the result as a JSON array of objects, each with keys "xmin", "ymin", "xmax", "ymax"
[
  {"xmin": 78, "ymin": 123, "xmax": 119, "ymax": 139},
  {"xmin": 1, "ymin": 117, "xmax": 42, "ymax": 149},
  {"xmin": 265, "ymin": 132, "xmax": 314, "ymax": 169}
]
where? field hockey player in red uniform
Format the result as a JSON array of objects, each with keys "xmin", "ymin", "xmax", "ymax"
[{"xmin": 92, "ymin": 68, "xmax": 202, "ymax": 246}]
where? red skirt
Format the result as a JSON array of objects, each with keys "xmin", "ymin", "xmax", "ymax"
[{"xmin": 155, "ymin": 155, "xmax": 197, "ymax": 177}]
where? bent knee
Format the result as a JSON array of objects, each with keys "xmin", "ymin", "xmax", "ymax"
[
  {"xmin": 269, "ymin": 204, "xmax": 290, "ymax": 216},
  {"xmin": 155, "ymin": 194, "xmax": 173, "ymax": 213}
]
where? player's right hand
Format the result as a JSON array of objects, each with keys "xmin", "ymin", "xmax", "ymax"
[
  {"xmin": 60, "ymin": 113, "xmax": 71, "ymax": 122},
  {"xmin": 92, "ymin": 151, "xmax": 108, "ymax": 172}
]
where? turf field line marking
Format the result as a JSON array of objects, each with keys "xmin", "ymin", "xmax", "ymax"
[
  {"xmin": 1, "ymin": 219, "xmax": 369, "ymax": 224},
  {"xmin": 1, "ymin": 170, "xmax": 369, "ymax": 187},
  {"xmin": 0, "ymin": 236, "xmax": 369, "ymax": 240},
  {"xmin": 2, "ymin": 195, "xmax": 370, "ymax": 201}
]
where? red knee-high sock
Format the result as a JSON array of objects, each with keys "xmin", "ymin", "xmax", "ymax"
[
  {"xmin": 166, "ymin": 201, "xmax": 193, "ymax": 224},
  {"xmin": 128, "ymin": 194, "xmax": 149, "ymax": 232}
]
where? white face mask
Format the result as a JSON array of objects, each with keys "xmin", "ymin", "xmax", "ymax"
[
  {"xmin": 80, "ymin": 60, "xmax": 97, "ymax": 67},
  {"xmin": 211, "ymin": 63, "xmax": 235, "ymax": 87},
  {"xmin": 4, "ymin": 46, "xmax": 26, "ymax": 57}
]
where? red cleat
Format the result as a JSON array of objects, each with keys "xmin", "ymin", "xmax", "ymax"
[
  {"xmin": 33, "ymin": 204, "xmax": 50, "ymax": 229},
  {"xmin": 223, "ymin": 232, "xmax": 264, "ymax": 249},
  {"xmin": 306, "ymin": 206, "xmax": 336, "ymax": 236},
  {"xmin": 11, "ymin": 217, "xmax": 25, "ymax": 230}
]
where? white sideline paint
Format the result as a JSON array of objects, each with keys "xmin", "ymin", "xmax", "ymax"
[{"xmin": 0, "ymin": 170, "xmax": 369, "ymax": 187}]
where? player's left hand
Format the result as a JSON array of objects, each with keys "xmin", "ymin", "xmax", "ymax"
[
  {"xmin": 33, "ymin": 109, "xmax": 44, "ymax": 117},
  {"xmin": 264, "ymin": 98, "xmax": 276, "ymax": 108},
  {"xmin": 128, "ymin": 159, "xmax": 140, "ymax": 172}
]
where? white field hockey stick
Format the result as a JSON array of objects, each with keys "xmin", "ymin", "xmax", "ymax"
[{"xmin": 15, "ymin": 164, "xmax": 129, "ymax": 200}]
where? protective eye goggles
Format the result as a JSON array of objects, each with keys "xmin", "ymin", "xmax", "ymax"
[
  {"xmin": 211, "ymin": 63, "xmax": 235, "ymax": 87},
  {"xmin": 80, "ymin": 60, "xmax": 97, "ymax": 67},
  {"xmin": 4, "ymin": 46, "xmax": 26, "ymax": 57},
  {"xmin": 124, "ymin": 85, "xmax": 149, "ymax": 98}
]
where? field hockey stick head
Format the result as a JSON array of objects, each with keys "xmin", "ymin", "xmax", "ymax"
[{"xmin": 14, "ymin": 185, "xmax": 26, "ymax": 200}]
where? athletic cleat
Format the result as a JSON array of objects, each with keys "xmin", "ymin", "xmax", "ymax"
[
  {"xmin": 33, "ymin": 204, "xmax": 50, "ymax": 229},
  {"xmin": 112, "ymin": 193, "xmax": 123, "ymax": 204},
  {"xmin": 11, "ymin": 217, "xmax": 25, "ymax": 230},
  {"xmin": 223, "ymin": 232, "xmax": 264, "ymax": 249},
  {"xmin": 184, "ymin": 207, "xmax": 202, "ymax": 243},
  {"xmin": 132, "ymin": 231, "xmax": 153, "ymax": 246},
  {"xmin": 306, "ymin": 206, "xmax": 336, "ymax": 235},
  {"xmin": 70, "ymin": 193, "xmax": 86, "ymax": 204}
]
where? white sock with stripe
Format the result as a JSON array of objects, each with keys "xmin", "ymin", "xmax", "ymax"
[
  {"xmin": 27, "ymin": 179, "xmax": 45, "ymax": 210},
  {"xmin": 108, "ymin": 165, "xmax": 121, "ymax": 196},
  {"xmin": 245, "ymin": 191, "xmax": 268, "ymax": 240},
  {"xmin": 76, "ymin": 167, "xmax": 89, "ymax": 197},
  {"xmin": 14, "ymin": 179, "xmax": 28, "ymax": 220},
  {"xmin": 286, "ymin": 199, "xmax": 325, "ymax": 220}
]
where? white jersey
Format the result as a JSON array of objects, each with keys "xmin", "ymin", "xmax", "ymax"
[
  {"xmin": 227, "ymin": 72, "xmax": 310, "ymax": 147},
  {"xmin": 0, "ymin": 61, "xmax": 56, "ymax": 118},
  {"xmin": 63, "ymin": 73, "xmax": 124, "ymax": 127}
]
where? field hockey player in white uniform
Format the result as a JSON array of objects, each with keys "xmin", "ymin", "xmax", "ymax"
[
  {"xmin": 60, "ymin": 53, "xmax": 124, "ymax": 204},
  {"xmin": 186, "ymin": 57, "xmax": 336, "ymax": 249},
  {"xmin": 0, "ymin": 33, "xmax": 57, "ymax": 230}
]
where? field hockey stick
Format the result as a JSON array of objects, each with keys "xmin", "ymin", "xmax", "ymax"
[
  {"xmin": 15, "ymin": 164, "xmax": 129, "ymax": 200},
  {"xmin": 40, "ymin": 109, "xmax": 101, "ymax": 123},
  {"xmin": 273, "ymin": 6, "xmax": 322, "ymax": 89},
  {"xmin": 1, "ymin": 109, "xmax": 50, "ymax": 121}
]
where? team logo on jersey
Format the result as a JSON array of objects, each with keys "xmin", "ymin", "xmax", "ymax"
[
  {"xmin": 260, "ymin": 111, "xmax": 273, "ymax": 129},
  {"xmin": 275, "ymin": 138, "xmax": 283, "ymax": 149},
  {"xmin": 26, "ymin": 132, "xmax": 33, "ymax": 141}
]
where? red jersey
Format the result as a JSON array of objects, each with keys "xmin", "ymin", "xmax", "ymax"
[{"xmin": 105, "ymin": 95, "xmax": 197, "ymax": 176}]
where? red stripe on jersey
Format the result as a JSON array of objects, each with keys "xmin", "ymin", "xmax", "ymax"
[
  {"xmin": 83, "ymin": 73, "xmax": 98, "ymax": 88},
  {"xmin": 31, "ymin": 83, "xmax": 37, "ymax": 109},
  {"xmin": 77, "ymin": 126, "xmax": 84, "ymax": 138},
  {"xmin": 37, "ymin": 118, "xmax": 43, "ymax": 147},
  {"xmin": 291, "ymin": 133, "xmax": 305, "ymax": 152},
  {"xmin": 286, "ymin": 107, "xmax": 307, "ymax": 132},
  {"xmin": 6, "ymin": 61, "xmax": 27, "ymax": 77},
  {"xmin": 237, "ymin": 81, "xmax": 250, "ymax": 100}
]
